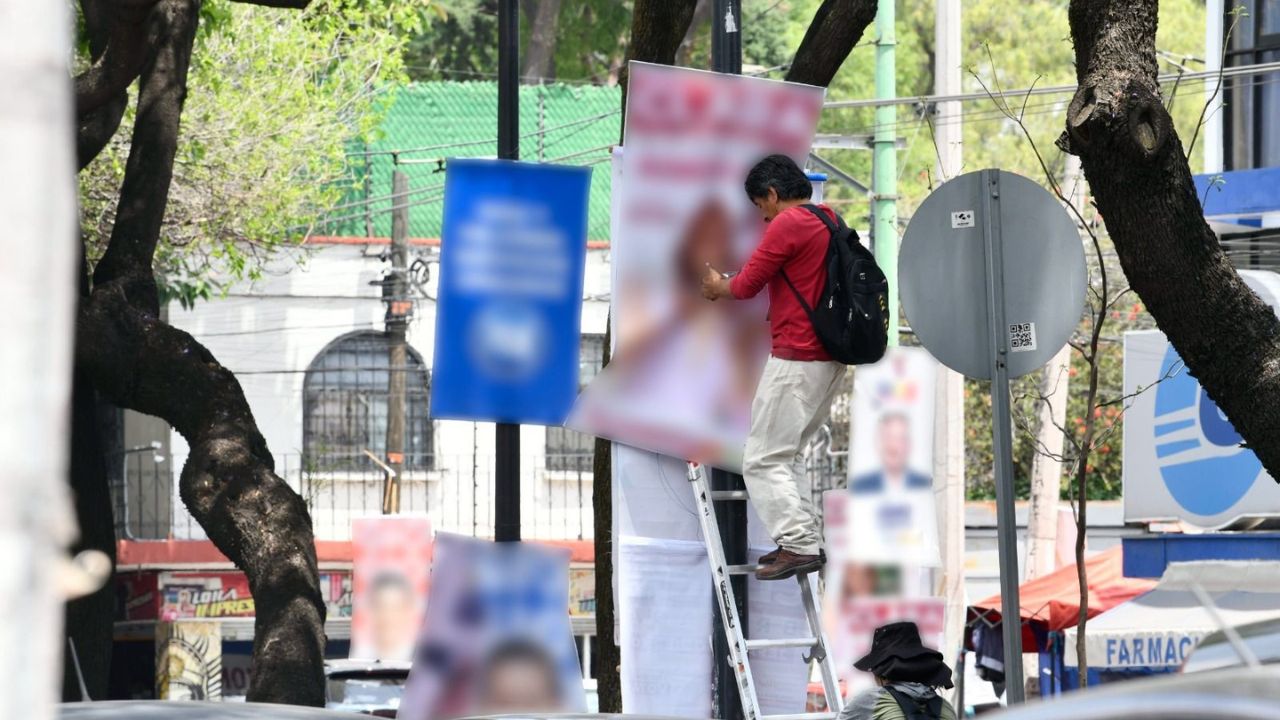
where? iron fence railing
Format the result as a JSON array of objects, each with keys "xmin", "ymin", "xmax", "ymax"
[{"xmin": 111, "ymin": 433, "xmax": 848, "ymax": 543}]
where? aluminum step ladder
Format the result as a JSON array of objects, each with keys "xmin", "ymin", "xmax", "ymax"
[{"xmin": 687, "ymin": 461, "xmax": 844, "ymax": 720}]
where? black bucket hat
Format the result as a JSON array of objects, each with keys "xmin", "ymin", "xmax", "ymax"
[{"xmin": 854, "ymin": 621, "xmax": 954, "ymax": 689}]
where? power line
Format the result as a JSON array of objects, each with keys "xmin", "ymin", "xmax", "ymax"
[{"xmin": 823, "ymin": 59, "xmax": 1280, "ymax": 109}]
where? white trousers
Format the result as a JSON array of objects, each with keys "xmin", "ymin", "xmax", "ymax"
[{"xmin": 742, "ymin": 355, "xmax": 844, "ymax": 556}]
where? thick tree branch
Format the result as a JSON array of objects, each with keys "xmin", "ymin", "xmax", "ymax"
[
  {"xmin": 74, "ymin": 21, "xmax": 150, "ymax": 117},
  {"xmin": 1064, "ymin": 0, "xmax": 1280, "ymax": 482},
  {"xmin": 619, "ymin": 0, "xmax": 699, "ymax": 136},
  {"xmin": 785, "ymin": 0, "xmax": 878, "ymax": 88},
  {"xmin": 92, "ymin": 0, "xmax": 199, "ymax": 307},
  {"xmin": 79, "ymin": 285, "xmax": 327, "ymax": 705},
  {"xmin": 77, "ymin": 94, "xmax": 129, "ymax": 170}
]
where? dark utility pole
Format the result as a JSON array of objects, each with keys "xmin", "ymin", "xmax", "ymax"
[
  {"xmin": 495, "ymin": 0, "xmax": 521, "ymax": 543},
  {"xmin": 711, "ymin": 4, "xmax": 745, "ymax": 720},
  {"xmin": 384, "ymin": 169, "xmax": 411, "ymax": 514}
]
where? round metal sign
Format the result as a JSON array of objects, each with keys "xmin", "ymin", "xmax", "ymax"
[{"xmin": 899, "ymin": 169, "xmax": 1086, "ymax": 380}]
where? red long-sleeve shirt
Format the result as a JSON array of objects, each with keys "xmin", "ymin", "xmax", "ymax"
[{"xmin": 729, "ymin": 204, "xmax": 835, "ymax": 361}]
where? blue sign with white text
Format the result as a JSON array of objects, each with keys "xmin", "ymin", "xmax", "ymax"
[{"xmin": 431, "ymin": 159, "xmax": 591, "ymax": 425}]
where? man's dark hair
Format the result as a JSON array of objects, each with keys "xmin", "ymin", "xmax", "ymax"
[{"xmin": 744, "ymin": 154, "xmax": 813, "ymax": 201}]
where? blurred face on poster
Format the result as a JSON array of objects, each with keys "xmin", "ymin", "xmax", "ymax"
[
  {"xmin": 477, "ymin": 641, "xmax": 564, "ymax": 713},
  {"xmin": 369, "ymin": 572, "xmax": 419, "ymax": 661},
  {"xmin": 352, "ymin": 517, "xmax": 432, "ymax": 662},
  {"xmin": 877, "ymin": 413, "xmax": 913, "ymax": 479},
  {"xmin": 398, "ymin": 534, "xmax": 584, "ymax": 720}
]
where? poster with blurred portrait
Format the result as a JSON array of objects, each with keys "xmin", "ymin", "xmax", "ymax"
[
  {"xmin": 399, "ymin": 533, "xmax": 584, "ymax": 720},
  {"xmin": 845, "ymin": 347, "xmax": 941, "ymax": 567},
  {"xmin": 567, "ymin": 62, "xmax": 825, "ymax": 472},
  {"xmin": 351, "ymin": 516, "xmax": 433, "ymax": 662},
  {"xmin": 822, "ymin": 490, "xmax": 946, "ymax": 691}
]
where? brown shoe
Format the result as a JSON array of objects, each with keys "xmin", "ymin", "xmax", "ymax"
[
  {"xmin": 758, "ymin": 547, "xmax": 824, "ymax": 567},
  {"xmin": 755, "ymin": 549, "xmax": 825, "ymax": 581},
  {"xmin": 758, "ymin": 547, "xmax": 782, "ymax": 565}
]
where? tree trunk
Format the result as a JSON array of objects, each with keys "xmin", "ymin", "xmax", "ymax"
[
  {"xmin": 592, "ymin": 320, "xmax": 620, "ymax": 713},
  {"xmin": 619, "ymin": 0, "xmax": 700, "ymax": 135},
  {"xmin": 62, "ymin": 367, "xmax": 118, "ymax": 701},
  {"xmin": 1063, "ymin": 0, "xmax": 1280, "ymax": 482},
  {"xmin": 74, "ymin": 0, "xmax": 327, "ymax": 705},
  {"xmin": 785, "ymin": 0, "xmax": 878, "ymax": 87},
  {"xmin": 522, "ymin": 0, "xmax": 563, "ymax": 80}
]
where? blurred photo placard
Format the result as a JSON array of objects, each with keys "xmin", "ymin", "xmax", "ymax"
[
  {"xmin": 399, "ymin": 534, "xmax": 584, "ymax": 720},
  {"xmin": 846, "ymin": 347, "xmax": 941, "ymax": 567},
  {"xmin": 568, "ymin": 63, "xmax": 825, "ymax": 471},
  {"xmin": 432, "ymin": 159, "xmax": 592, "ymax": 425},
  {"xmin": 351, "ymin": 516, "xmax": 433, "ymax": 661}
]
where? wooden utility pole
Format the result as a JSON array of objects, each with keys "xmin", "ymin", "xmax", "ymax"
[{"xmin": 384, "ymin": 169, "xmax": 410, "ymax": 514}]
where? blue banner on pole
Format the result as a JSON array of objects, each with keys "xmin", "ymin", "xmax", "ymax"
[{"xmin": 431, "ymin": 158, "xmax": 591, "ymax": 425}]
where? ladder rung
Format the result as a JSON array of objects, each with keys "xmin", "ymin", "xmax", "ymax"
[
  {"xmin": 725, "ymin": 564, "xmax": 758, "ymax": 575},
  {"xmin": 745, "ymin": 637, "xmax": 818, "ymax": 650},
  {"xmin": 764, "ymin": 713, "xmax": 837, "ymax": 720},
  {"xmin": 710, "ymin": 489, "xmax": 750, "ymax": 501}
]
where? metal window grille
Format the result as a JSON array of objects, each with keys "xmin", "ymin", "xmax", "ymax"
[
  {"xmin": 302, "ymin": 331, "xmax": 434, "ymax": 471},
  {"xmin": 545, "ymin": 334, "xmax": 605, "ymax": 472}
]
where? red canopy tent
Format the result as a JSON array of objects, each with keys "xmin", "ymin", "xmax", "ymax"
[{"xmin": 967, "ymin": 546, "xmax": 1156, "ymax": 650}]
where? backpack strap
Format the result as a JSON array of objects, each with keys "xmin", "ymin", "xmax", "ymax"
[
  {"xmin": 800, "ymin": 203, "xmax": 840, "ymax": 234},
  {"xmin": 779, "ymin": 204, "xmax": 841, "ymax": 317},
  {"xmin": 884, "ymin": 687, "xmax": 945, "ymax": 720}
]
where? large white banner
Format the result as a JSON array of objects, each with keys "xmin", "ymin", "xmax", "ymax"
[{"xmin": 569, "ymin": 62, "xmax": 825, "ymax": 472}]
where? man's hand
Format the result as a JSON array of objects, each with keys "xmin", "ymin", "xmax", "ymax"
[{"xmin": 702, "ymin": 264, "xmax": 732, "ymax": 301}]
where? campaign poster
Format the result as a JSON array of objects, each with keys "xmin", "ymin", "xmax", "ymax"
[
  {"xmin": 399, "ymin": 533, "xmax": 584, "ymax": 720},
  {"xmin": 431, "ymin": 158, "xmax": 592, "ymax": 426},
  {"xmin": 846, "ymin": 347, "xmax": 941, "ymax": 567},
  {"xmin": 568, "ymin": 63, "xmax": 825, "ymax": 471},
  {"xmin": 351, "ymin": 516, "xmax": 433, "ymax": 661}
]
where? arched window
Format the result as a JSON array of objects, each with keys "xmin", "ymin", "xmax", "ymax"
[{"xmin": 303, "ymin": 331, "xmax": 433, "ymax": 471}]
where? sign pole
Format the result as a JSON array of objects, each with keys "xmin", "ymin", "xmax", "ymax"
[
  {"xmin": 979, "ymin": 169, "xmax": 1026, "ymax": 703},
  {"xmin": 711, "ymin": 4, "xmax": 746, "ymax": 720},
  {"xmin": 495, "ymin": 0, "xmax": 521, "ymax": 543}
]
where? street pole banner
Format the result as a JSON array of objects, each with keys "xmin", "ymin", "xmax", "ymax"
[
  {"xmin": 431, "ymin": 158, "xmax": 592, "ymax": 425},
  {"xmin": 351, "ymin": 515, "xmax": 433, "ymax": 662},
  {"xmin": 399, "ymin": 533, "xmax": 584, "ymax": 720},
  {"xmin": 846, "ymin": 347, "xmax": 942, "ymax": 567},
  {"xmin": 567, "ymin": 62, "xmax": 825, "ymax": 472}
]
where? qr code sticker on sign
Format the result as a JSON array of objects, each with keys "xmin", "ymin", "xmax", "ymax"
[{"xmin": 1009, "ymin": 322, "xmax": 1037, "ymax": 352}]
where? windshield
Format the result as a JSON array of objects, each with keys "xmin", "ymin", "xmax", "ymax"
[{"xmin": 326, "ymin": 673, "xmax": 408, "ymax": 709}]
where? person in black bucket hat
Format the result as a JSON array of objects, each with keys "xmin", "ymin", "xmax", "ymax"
[{"xmin": 838, "ymin": 622, "xmax": 957, "ymax": 720}]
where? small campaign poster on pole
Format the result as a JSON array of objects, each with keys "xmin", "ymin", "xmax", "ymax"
[{"xmin": 431, "ymin": 159, "xmax": 592, "ymax": 425}]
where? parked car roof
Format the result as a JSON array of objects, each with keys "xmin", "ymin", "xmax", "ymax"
[
  {"xmin": 989, "ymin": 667, "xmax": 1280, "ymax": 720},
  {"xmin": 324, "ymin": 658, "xmax": 414, "ymax": 675},
  {"xmin": 59, "ymin": 700, "xmax": 366, "ymax": 718}
]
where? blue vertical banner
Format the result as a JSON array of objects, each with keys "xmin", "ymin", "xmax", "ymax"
[{"xmin": 431, "ymin": 159, "xmax": 591, "ymax": 425}]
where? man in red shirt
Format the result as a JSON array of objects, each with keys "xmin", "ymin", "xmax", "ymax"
[{"xmin": 701, "ymin": 154, "xmax": 844, "ymax": 581}]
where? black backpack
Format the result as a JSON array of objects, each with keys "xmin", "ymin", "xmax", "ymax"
[{"xmin": 779, "ymin": 204, "xmax": 890, "ymax": 365}]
